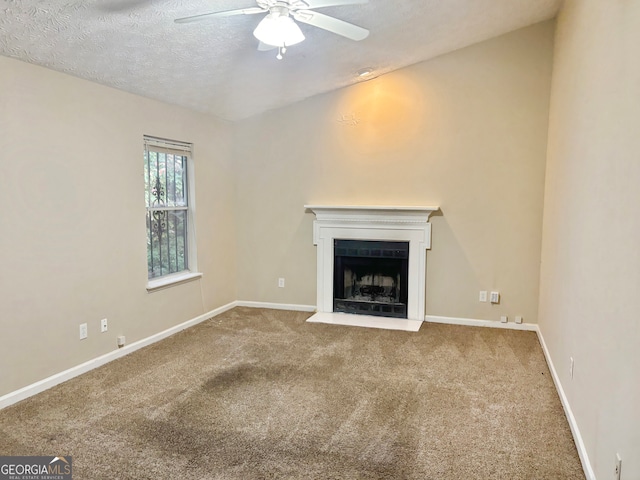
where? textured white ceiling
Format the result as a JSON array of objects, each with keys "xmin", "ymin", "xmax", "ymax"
[{"xmin": 0, "ymin": 0, "xmax": 561, "ymax": 121}]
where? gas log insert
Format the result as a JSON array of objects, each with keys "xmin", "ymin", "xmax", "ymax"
[{"xmin": 333, "ymin": 239, "xmax": 409, "ymax": 318}]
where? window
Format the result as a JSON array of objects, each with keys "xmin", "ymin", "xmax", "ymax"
[{"xmin": 144, "ymin": 136, "xmax": 198, "ymax": 286}]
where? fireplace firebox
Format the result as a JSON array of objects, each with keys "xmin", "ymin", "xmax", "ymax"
[{"xmin": 333, "ymin": 239, "xmax": 409, "ymax": 318}]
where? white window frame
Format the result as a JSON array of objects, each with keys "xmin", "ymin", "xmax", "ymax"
[{"xmin": 144, "ymin": 136, "xmax": 201, "ymax": 292}]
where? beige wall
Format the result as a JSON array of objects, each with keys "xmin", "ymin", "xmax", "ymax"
[
  {"xmin": 0, "ymin": 57, "xmax": 237, "ymax": 396},
  {"xmin": 539, "ymin": 1, "xmax": 640, "ymax": 478},
  {"xmin": 234, "ymin": 22, "xmax": 554, "ymax": 323}
]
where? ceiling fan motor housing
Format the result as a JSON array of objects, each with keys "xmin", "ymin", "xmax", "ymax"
[{"xmin": 175, "ymin": 0, "xmax": 370, "ymax": 52}]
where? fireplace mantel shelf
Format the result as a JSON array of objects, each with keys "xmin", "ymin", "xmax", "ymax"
[
  {"xmin": 304, "ymin": 205, "xmax": 440, "ymax": 224},
  {"xmin": 305, "ymin": 205, "xmax": 439, "ymax": 212}
]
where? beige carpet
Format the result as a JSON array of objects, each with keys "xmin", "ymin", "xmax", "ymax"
[{"xmin": 0, "ymin": 307, "xmax": 584, "ymax": 479}]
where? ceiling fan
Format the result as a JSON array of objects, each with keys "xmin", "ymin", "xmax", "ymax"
[{"xmin": 175, "ymin": 0, "xmax": 370, "ymax": 59}]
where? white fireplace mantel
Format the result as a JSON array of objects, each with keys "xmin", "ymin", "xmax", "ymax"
[{"xmin": 305, "ymin": 205, "xmax": 439, "ymax": 322}]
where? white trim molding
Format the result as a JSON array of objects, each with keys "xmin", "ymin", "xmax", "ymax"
[
  {"xmin": 424, "ymin": 315, "xmax": 538, "ymax": 331},
  {"xmin": 536, "ymin": 328, "xmax": 596, "ymax": 480},
  {"xmin": 305, "ymin": 205, "xmax": 440, "ymax": 227},
  {"xmin": 0, "ymin": 301, "xmax": 238, "ymax": 410},
  {"xmin": 305, "ymin": 205, "xmax": 439, "ymax": 321},
  {"xmin": 236, "ymin": 301, "xmax": 316, "ymax": 312},
  {"xmin": 146, "ymin": 271, "xmax": 203, "ymax": 292}
]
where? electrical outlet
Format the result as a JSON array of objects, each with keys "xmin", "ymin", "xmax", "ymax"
[
  {"xmin": 79, "ymin": 323, "xmax": 88, "ymax": 340},
  {"xmin": 278, "ymin": 278, "xmax": 285, "ymax": 288},
  {"xmin": 100, "ymin": 318, "xmax": 108, "ymax": 333},
  {"xmin": 615, "ymin": 453, "xmax": 622, "ymax": 480},
  {"xmin": 117, "ymin": 335, "xmax": 126, "ymax": 347},
  {"xmin": 500, "ymin": 315, "xmax": 508, "ymax": 323},
  {"xmin": 490, "ymin": 291, "xmax": 500, "ymax": 304},
  {"xmin": 515, "ymin": 315, "xmax": 523, "ymax": 324},
  {"xmin": 570, "ymin": 357, "xmax": 574, "ymax": 379},
  {"xmin": 479, "ymin": 291, "xmax": 488, "ymax": 302}
]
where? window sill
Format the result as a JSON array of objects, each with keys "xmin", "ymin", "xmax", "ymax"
[{"xmin": 146, "ymin": 272, "xmax": 203, "ymax": 293}]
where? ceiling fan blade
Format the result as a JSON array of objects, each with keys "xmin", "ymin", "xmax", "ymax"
[
  {"xmin": 175, "ymin": 7, "xmax": 266, "ymax": 24},
  {"xmin": 302, "ymin": 0, "xmax": 369, "ymax": 9},
  {"xmin": 258, "ymin": 41, "xmax": 277, "ymax": 51},
  {"xmin": 293, "ymin": 10, "xmax": 369, "ymax": 41}
]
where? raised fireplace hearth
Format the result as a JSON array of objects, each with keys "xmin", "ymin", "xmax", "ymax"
[{"xmin": 305, "ymin": 205, "xmax": 439, "ymax": 323}]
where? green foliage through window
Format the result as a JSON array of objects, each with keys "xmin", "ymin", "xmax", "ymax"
[{"xmin": 144, "ymin": 143, "xmax": 190, "ymax": 279}]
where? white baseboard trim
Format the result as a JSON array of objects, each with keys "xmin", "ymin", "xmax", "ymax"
[
  {"xmin": 0, "ymin": 300, "xmax": 595, "ymax": 480},
  {"xmin": 236, "ymin": 301, "xmax": 316, "ymax": 312},
  {"xmin": 0, "ymin": 301, "xmax": 238, "ymax": 411},
  {"xmin": 424, "ymin": 315, "xmax": 538, "ymax": 331},
  {"xmin": 536, "ymin": 328, "xmax": 595, "ymax": 480}
]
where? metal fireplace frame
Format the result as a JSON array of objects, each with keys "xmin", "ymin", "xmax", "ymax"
[{"xmin": 333, "ymin": 239, "xmax": 409, "ymax": 318}]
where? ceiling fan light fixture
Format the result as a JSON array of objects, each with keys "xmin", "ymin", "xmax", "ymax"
[{"xmin": 253, "ymin": 13, "xmax": 305, "ymax": 47}]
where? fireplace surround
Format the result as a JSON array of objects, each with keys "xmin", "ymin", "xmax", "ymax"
[{"xmin": 305, "ymin": 205, "xmax": 439, "ymax": 323}]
